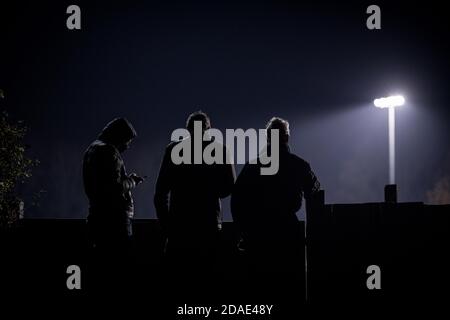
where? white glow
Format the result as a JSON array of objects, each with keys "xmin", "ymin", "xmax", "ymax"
[{"xmin": 373, "ymin": 95, "xmax": 405, "ymax": 109}]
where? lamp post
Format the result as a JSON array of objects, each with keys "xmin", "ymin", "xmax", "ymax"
[{"xmin": 373, "ymin": 95, "xmax": 405, "ymax": 185}]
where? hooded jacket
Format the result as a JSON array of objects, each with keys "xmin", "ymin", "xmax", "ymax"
[{"xmin": 83, "ymin": 118, "xmax": 137, "ymax": 226}]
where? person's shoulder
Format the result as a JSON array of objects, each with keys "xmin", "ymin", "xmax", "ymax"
[
  {"xmin": 289, "ymin": 152, "xmax": 312, "ymax": 170},
  {"xmin": 165, "ymin": 139, "xmax": 183, "ymax": 151},
  {"xmin": 89, "ymin": 140, "xmax": 118, "ymax": 156}
]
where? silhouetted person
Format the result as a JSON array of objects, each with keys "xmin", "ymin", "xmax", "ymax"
[
  {"xmin": 83, "ymin": 117, "xmax": 144, "ymax": 292},
  {"xmin": 231, "ymin": 117, "xmax": 320, "ymax": 300},
  {"xmin": 154, "ymin": 111, "xmax": 235, "ymax": 279}
]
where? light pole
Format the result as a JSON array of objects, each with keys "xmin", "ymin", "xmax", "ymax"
[{"xmin": 373, "ymin": 95, "xmax": 405, "ymax": 185}]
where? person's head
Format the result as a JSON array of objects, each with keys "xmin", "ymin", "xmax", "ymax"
[
  {"xmin": 98, "ymin": 118, "xmax": 137, "ymax": 153},
  {"xmin": 266, "ymin": 117, "xmax": 290, "ymax": 145},
  {"xmin": 186, "ymin": 110, "xmax": 211, "ymax": 135}
]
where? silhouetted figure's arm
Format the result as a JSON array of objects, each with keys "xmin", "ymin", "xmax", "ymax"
[
  {"xmin": 154, "ymin": 145, "xmax": 172, "ymax": 234},
  {"xmin": 301, "ymin": 162, "xmax": 320, "ymax": 203},
  {"xmin": 231, "ymin": 163, "xmax": 253, "ymax": 233},
  {"xmin": 218, "ymin": 146, "xmax": 236, "ymax": 198},
  {"xmin": 96, "ymin": 145, "xmax": 136, "ymax": 199}
]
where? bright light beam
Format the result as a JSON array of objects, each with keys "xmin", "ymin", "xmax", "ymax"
[
  {"xmin": 374, "ymin": 95, "xmax": 405, "ymax": 109},
  {"xmin": 373, "ymin": 95, "xmax": 405, "ymax": 184}
]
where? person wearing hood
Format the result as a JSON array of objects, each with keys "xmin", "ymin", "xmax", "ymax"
[{"xmin": 83, "ymin": 117, "xmax": 144, "ymax": 252}]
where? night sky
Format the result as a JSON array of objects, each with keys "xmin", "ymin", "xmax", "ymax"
[{"xmin": 2, "ymin": 1, "xmax": 449, "ymax": 219}]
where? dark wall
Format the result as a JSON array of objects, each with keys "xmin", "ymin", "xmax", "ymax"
[
  {"xmin": 307, "ymin": 194, "xmax": 450, "ymax": 305},
  {"xmin": 1, "ymin": 200, "xmax": 449, "ymax": 307}
]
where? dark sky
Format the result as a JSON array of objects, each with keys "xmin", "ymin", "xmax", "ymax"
[{"xmin": 1, "ymin": 0, "xmax": 449, "ymax": 219}]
